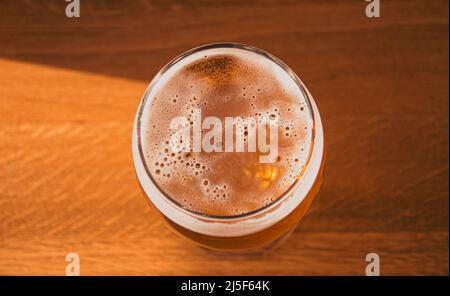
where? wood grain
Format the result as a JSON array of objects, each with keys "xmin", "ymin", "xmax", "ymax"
[{"xmin": 0, "ymin": 0, "xmax": 448, "ymax": 275}]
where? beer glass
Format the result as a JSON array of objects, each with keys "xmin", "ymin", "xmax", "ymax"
[{"xmin": 132, "ymin": 43, "xmax": 325, "ymax": 251}]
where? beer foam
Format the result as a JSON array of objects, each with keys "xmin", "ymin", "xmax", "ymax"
[{"xmin": 141, "ymin": 47, "xmax": 313, "ymax": 216}]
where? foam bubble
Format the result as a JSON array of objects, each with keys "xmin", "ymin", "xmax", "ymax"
[{"xmin": 141, "ymin": 48, "xmax": 313, "ymax": 216}]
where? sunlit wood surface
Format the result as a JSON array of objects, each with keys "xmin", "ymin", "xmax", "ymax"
[{"xmin": 0, "ymin": 0, "xmax": 448, "ymax": 275}]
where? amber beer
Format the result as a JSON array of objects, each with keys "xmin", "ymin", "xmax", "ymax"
[{"xmin": 132, "ymin": 43, "xmax": 325, "ymax": 250}]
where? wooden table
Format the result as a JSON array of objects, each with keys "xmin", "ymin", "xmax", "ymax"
[{"xmin": 0, "ymin": 0, "xmax": 448, "ymax": 275}]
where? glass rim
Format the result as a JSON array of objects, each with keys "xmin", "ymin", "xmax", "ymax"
[{"xmin": 136, "ymin": 42, "xmax": 317, "ymax": 221}]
